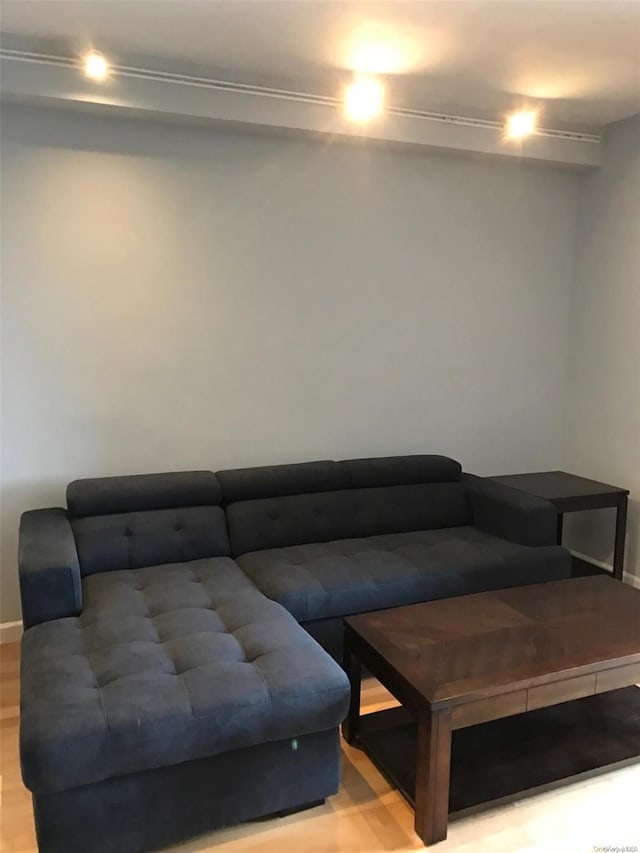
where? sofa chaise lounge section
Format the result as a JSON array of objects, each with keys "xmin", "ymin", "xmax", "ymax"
[{"xmin": 19, "ymin": 472, "xmax": 350, "ymax": 853}]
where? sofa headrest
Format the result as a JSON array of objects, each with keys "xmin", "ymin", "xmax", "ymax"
[
  {"xmin": 67, "ymin": 471, "xmax": 222, "ymax": 518},
  {"xmin": 343, "ymin": 455, "xmax": 462, "ymax": 488},
  {"xmin": 217, "ymin": 461, "xmax": 349, "ymax": 503}
]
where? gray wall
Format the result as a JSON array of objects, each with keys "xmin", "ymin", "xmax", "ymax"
[
  {"xmin": 563, "ymin": 114, "xmax": 640, "ymax": 582},
  {"xmin": 1, "ymin": 104, "xmax": 580, "ymax": 622}
]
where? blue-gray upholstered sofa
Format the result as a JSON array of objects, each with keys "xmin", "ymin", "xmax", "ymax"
[{"xmin": 19, "ymin": 455, "xmax": 571, "ymax": 852}]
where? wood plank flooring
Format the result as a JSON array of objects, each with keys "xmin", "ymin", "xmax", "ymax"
[{"xmin": 1, "ymin": 640, "xmax": 639, "ymax": 852}]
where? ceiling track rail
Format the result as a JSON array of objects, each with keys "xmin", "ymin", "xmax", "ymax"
[{"xmin": 0, "ymin": 47, "xmax": 601, "ymax": 144}]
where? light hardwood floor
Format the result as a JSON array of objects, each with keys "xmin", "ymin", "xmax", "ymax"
[{"xmin": 1, "ymin": 640, "xmax": 639, "ymax": 853}]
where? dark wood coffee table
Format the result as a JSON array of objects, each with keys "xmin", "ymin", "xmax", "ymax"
[{"xmin": 342, "ymin": 576, "xmax": 640, "ymax": 845}]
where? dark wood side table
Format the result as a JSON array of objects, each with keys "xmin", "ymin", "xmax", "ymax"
[{"xmin": 491, "ymin": 470, "xmax": 629, "ymax": 581}]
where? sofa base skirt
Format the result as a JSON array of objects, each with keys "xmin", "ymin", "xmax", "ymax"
[
  {"xmin": 32, "ymin": 728, "xmax": 340, "ymax": 853},
  {"xmin": 303, "ymin": 617, "xmax": 345, "ymax": 663}
]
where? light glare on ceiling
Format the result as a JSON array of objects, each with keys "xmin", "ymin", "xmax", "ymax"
[
  {"xmin": 341, "ymin": 20, "xmax": 429, "ymax": 75},
  {"xmin": 84, "ymin": 51, "xmax": 109, "ymax": 81},
  {"xmin": 505, "ymin": 109, "xmax": 538, "ymax": 139},
  {"xmin": 344, "ymin": 76, "xmax": 385, "ymax": 122},
  {"xmin": 351, "ymin": 43, "xmax": 403, "ymax": 75}
]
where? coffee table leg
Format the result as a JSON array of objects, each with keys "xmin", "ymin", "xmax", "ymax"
[
  {"xmin": 613, "ymin": 495, "xmax": 628, "ymax": 581},
  {"xmin": 342, "ymin": 631, "xmax": 362, "ymax": 745},
  {"xmin": 414, "ymin": 706, "xmax": 452, "ymax": 845}
]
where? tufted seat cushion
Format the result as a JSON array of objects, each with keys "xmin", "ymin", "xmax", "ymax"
[
  {"xmin": 20, "ymin": 558, "xmax": 350, "ymax": 796},
  {"xmin": 237, "ymin": 527, "xmax": 569, "ymax": 622}
]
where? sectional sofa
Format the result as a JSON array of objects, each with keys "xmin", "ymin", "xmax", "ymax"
[{"xmin": 18, "ymin": 455, "xmax": 571, "ymax": 852}]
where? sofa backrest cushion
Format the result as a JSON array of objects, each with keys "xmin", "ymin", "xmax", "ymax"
[
  {"xmin": 67, "ymin": 472, "xmax": 230, "ymax": 576},
  {"xmin": 343, "ymin": 455, "xmax": 462, "ymax": 488},
  {"xmin": 217, "ymin": 461, "xmax": 349, "ymax": 503},
  {"xmin": 67, "ymin": 471, "xmax": 221, "ymax": 517},
  {"xmin": 227, "ymin": 482, "xmax": 471, "ymax": 555}
]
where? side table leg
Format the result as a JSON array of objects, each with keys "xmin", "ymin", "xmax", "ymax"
[
  {"xmin": 414, "ymin": 706, "xmax": 452, "ymax": 846},
  {"xmin": 341, "ymin": 631, "xmax": 362, "ymax": 745},
  {"xmin": 556, "ymin": 512, "xmax": 564, "ymax": 546},
  {"xmin": 613, "ymin": 495, "xmax": 628, "ymax": 581}
]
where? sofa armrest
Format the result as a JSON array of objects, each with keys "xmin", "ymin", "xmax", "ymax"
[
  {"xmin": 462, "ymin": 474, "xmax": 558, "ymax": 547},
  {"xmin": 19, "ymin": 509, "xmax": 82, "ymax": 629}
]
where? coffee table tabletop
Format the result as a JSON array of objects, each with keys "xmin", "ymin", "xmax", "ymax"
[
  {"xmin": 343, "ymin": 576, "xmax": 640, "ymax": 845},
  {"xmin": 346, "ymin": 576, "xmax": 640, "ymax": 709}
]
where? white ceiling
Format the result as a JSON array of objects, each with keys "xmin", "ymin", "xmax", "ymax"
[{"xmin": 2, "ymin": 0, "xmax": 639, "ymax": 130}]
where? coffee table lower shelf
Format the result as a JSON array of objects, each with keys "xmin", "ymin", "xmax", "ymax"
[{"xmin": 356, "ymin": 686, "xmax": 640, "ymax": 819}]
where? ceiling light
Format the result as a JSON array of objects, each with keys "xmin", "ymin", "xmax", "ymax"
[
  {"xmin": 504, "ymin": 109, "xmax": 538, "ymax": 140},
  {"xmin": 344, "ymin": 76, "xmax": 385, "ymax": 123},
  {"xmin": 83, "ymin": 51, "xmax": 109, "ymax": 82}
]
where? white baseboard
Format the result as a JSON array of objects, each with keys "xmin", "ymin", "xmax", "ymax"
[
  {"xmin": 570, "ymin": 550, "xmax": 640, "ymax": 589},
  {"xmin": 0, "ymin": 620, "xmax": 23, "ymax": 644}
]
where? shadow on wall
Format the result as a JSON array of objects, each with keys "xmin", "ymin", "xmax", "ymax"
[
  {"xmin": 0, "ymin": 101, "xmax": 370, "ymax": 165},
  {"xmin": 0, "ymin": 102, "xmax": 243, "ymax": 160}
]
